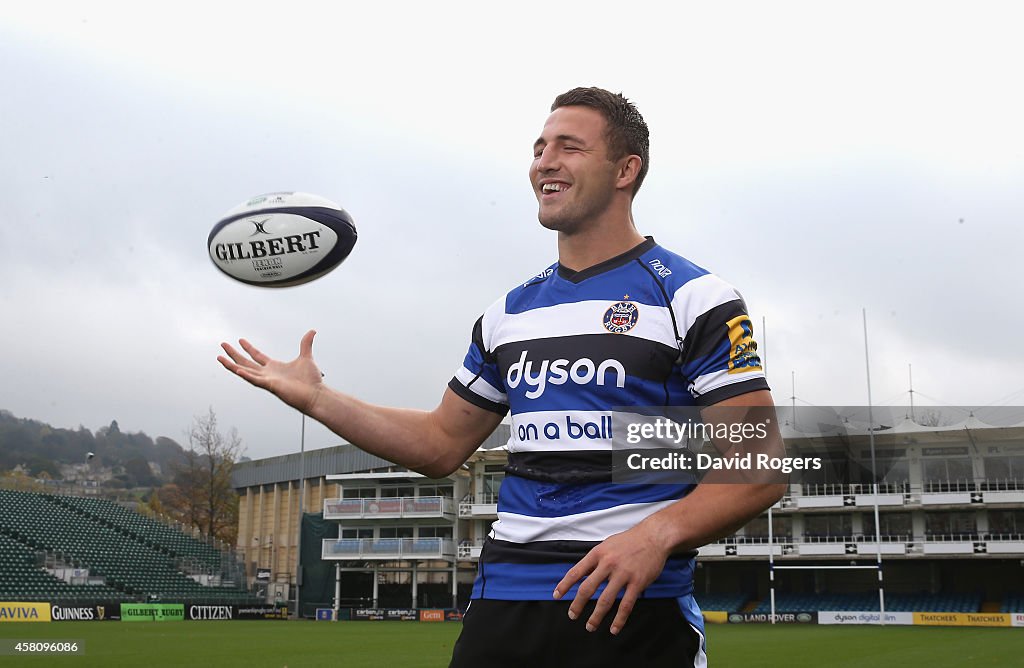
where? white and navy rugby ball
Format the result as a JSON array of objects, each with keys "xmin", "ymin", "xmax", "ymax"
[{"xmin": 208, "ymin": 192, "xmax": 357, "ymax": 287}]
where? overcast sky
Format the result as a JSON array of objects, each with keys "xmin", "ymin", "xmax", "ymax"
[{"xmin": 2, "ymin": 1, "xmax": 1022, "ymax": 460}]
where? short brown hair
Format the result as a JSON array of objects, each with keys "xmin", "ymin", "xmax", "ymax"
[{"xmin": 551, "ymin": 87, "xmax": 650, "ymax": 195}]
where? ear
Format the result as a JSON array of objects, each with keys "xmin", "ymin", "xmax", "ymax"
[{"xmin": 615, "ymin": 155, "xmax": 643, "ymax": 192}]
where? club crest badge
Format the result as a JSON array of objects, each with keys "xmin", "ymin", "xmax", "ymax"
[{"xmin": 603, "ymin": 301, "xmax": 639, "ymax": 334}]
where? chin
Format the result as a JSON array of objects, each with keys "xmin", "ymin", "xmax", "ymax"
[{"xmin": 537, "ymin": 209, "xmax": 583, "ymax": 234}]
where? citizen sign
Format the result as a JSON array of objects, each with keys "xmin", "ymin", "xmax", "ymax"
[{"xmin": 189, "ymin": 605, "xmax": 233, "ymax": 620}]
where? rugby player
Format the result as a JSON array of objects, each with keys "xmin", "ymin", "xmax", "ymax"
[{"xmin": 219, "ymin": 87, "xmax": 786, "ymax": 667}]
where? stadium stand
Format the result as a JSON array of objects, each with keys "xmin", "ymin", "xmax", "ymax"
[
  {"xmin": 694, "ymin": 593, "xmax": 750, "ymax": 612},
  {"xmin": 0, "ymin": 532, "xmax": 129, "ymax": 603},
  {"xmin": 51, "ymin": 494, "xmax": 228, "ymax": 571},
  {"xmin": 751, "ymin": 592, "xmax": 983, "ymax": 613},
  {"xmin": 1002, "ymin": 593, "xmax": 1024, "ymax": 613},
  {"xmin": 0, "ymin": 488, "xmax": 261, "ymax": 604}
]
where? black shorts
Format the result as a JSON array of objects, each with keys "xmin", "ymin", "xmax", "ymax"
[{"xmin": 449, "ymin": 598, "xmax": 705, "ymax": 668}]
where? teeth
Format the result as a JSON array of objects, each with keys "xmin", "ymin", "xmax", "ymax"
[{"xmin": 542, "ymin": 183, "xmax": 567, "ymax": 193}]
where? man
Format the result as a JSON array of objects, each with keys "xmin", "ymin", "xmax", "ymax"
[{"xmin": 219, "ymin": 87, "xmax": 785, "ymax": 666}]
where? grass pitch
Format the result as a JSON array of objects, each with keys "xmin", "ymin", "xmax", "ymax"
[{"xmin": 1, "ymin": 620, "xmax": 1020, "ymax": 667}]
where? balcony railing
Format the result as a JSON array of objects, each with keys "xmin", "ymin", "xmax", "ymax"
[
  {"xmin": 923, "ymin": 533, "xmax": 980, "ymax": 542},
  {"xmin": 321, "ymin": 537, "xmax": 456, "ymax": 560},
  {"xmin": 457, "ymin": 540, "xmax": 484, "ymax": 560},
  {"xmin": 979, "ymin": 478, "xmax": 1024, "ymax": 491},
  {"xmin": 923, "ymin": 480, "xmax": 978, "ymax": 493},
  {"xmin": 458, "ymin": 494, "xmax": 499, "ymax": 518},
  {"xmin": 801, "ymin": 482, "xmax": 911, "ymax": 497},
  {"xmin": 323, "ymin": 496, "xmax": 454, "ymax": 520}
]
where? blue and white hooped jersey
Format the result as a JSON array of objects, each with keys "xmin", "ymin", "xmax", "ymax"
[{"xmin": 448, "ymin": 237, "xmax": 769, "ymax": 600}]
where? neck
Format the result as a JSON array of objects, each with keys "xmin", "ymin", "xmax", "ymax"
[{"xmin": 557, "ymin": 210, "xmax": 646, "ymax": 272}]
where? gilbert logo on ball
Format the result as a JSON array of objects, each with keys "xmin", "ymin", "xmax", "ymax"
[{"xmin": 208, "ymin": 192, "xmax": 357, "ymax": 287}]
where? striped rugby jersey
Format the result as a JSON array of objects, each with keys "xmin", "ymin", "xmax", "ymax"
[{"xmin": 448, "ymin": 237, "xmax": 768, "ymax": 600}]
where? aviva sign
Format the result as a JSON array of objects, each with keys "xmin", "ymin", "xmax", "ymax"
[{"xmin": 0, "ymin": 602, "xmax": 52, "ymax": 622}]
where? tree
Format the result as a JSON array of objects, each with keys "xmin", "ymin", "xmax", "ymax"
[
  {"xmin": 159, "ymin": 408, "xmax": 242, "ymax": 544},
  {"xmin": 123, "ymin": 457, "xmax": 158, "ymax": 487}
]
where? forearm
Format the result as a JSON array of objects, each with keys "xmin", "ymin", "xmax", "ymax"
[
  {"xmin": 218, "ymin": 332, "xmax": 501, "ymax": 477},
  {"xmin": 641, "ymin": 388, "xmax": 787, "ymax": 553},
  {"xmin": 641, "ymin": 480, "xmax": 786, "ymax": 554},
  {"xmin": 306, "ymin": 385, "xmax": 495, "ymax": 478}
]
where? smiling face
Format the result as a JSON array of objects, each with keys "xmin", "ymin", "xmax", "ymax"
[{"xmin": 530, "ymin": 106, "xmax": 621, "ymax": 234}]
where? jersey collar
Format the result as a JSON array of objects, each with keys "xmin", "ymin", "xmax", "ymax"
[{"xmin": 556, "ymin": 237, "xmax": 656, "ymax": 284}]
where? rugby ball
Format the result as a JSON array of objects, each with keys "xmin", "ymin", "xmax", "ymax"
[{"xmin": 208, "ymin": 192, "xmax": 357, "ymax": 287}]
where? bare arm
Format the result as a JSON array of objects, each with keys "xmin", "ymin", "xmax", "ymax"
[
  {"xmin": 554, "ymin": 389, "xmax": 786, "ymax": 635},
  {"xmin": 639, "ymin": 391, "xmax": 788, "ymax": 550},
  {"xmin": 218, "ymin": 330, "xmax": 503, "ymax": 477}
]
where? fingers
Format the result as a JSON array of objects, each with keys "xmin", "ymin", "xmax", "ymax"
[
  {"xmin": 219, "ymin": 342, "xmax": 260, "ymax": 370},
  {"xmin": 299, "ymin": 329, "xmax": 316, "ymax": 358},
  {"xmin": 553, "ymin": 554, "xmax": 593, "ymax": 602},
  {"xmin": 216, "ymin": 354, "xmax": 237, "ymax": 373},
  {"xmin": 563, "ymin": 572, "xmax": 632, "ymax": 634},
  {"xmin": 584, "ymin": 577, "xmax": 623, "ymax": 632},
  {"xmin": 217, "ymin": 354, "xmax": 264, "ymax": 386},
  {"xmin": 558, "ymin": 553, "xmax": 609, "ymax": 628},
  {"xmin": 555, "ymin": 543, "xmax": 646, "ymax": 635},
  {"xmin": 218, "ymin": 332, "xmax": 319, "ymax": 398},
  {"xmin": 567, "ymin": 567, "xmax": 604, "ymax": 624},
  {"xmin": 238, "ymin": 338, "xmax": 270, "ymax": 366},
  {"xmin": 608, "ymin": 586, "xmax": 640, "ymax": 636}
]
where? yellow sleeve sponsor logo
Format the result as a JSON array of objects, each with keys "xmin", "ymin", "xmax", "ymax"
[
  {"xmin": 0, "ymin": 602, "xmax": 51, "ymax": 622},
  {"xmin": 726, "ymin": 315, "xmax": 763, "ymax": 375}
]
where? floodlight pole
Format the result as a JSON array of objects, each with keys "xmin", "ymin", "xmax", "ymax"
[
  {"xmin": 762, "ymin": 316, "xmax": 778, "ymax": 623},
  {"xmin": 768, "ymin": 505, "xmax": 776, "ymax": 623},
  {"xmin": 294, "ymin": 412, "xmax": 307, "ymax": 619},
  {"xmin": 863, "ymin": 309, "xmax": 886, "ymax": 624},
  {"xmin": 908, "ymin": 364, "xmax": 915, "ymax": 421}
]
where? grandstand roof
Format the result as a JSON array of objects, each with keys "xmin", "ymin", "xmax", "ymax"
[{"xmin": 231, "ymin": 444, "xmax": 394, "ymax": 489}]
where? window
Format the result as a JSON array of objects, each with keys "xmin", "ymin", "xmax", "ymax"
[
  {"xmin": 340, "ymin": 528, "xmax": 373, "ymax": 539},
  {"xmin": 862, "ymin": 512, "xmax": 912, "ymax": 538},
  {"xmin": 984, "ymin": 456, "xmax": 1024, "ymax": 481},
  {"xmin": 342, "ymin": 487, "xmax": 377, "ymax": 499},
  {"xmin": 876, "ymin": 457, "xmax": 910, "ymax": 485},
  {"xmin": 418, "ymin": 485, "xmax": 453, "ymax": 498},
  {"xmin": 417, "ymin": 527, "xmax": 453, "ymax": 539},
  {"xmin": 803, "ymin": 514, "xmax": 852, "ymax": 538},
  {"xmin": 924, "ymin": 458, "xmax": 973, "ymax": 483},
  {"xmin": 924, "ymin": 511, "xmax": 976, "ymax": 537},
  {"xmin": 744, "ymin": 515, "xmax": 792, "ymax": 539},
  {"xmin": 378, "ymin": 527, "xmax": 414, "ymax": 538},
  {"xmin": 381, "ymin": 486, "xmax": 415, "ymax": 498},
  {"xmin": 988, "ymin": 510, "xmax": 1024, "ymax": 535},
  {"xmin": 482, "ymin": 473, "xmax": 504, "ymax": 502},
  {"xmin": 800, "ymin": 453, "xmax": 850, "ymax": 485}
]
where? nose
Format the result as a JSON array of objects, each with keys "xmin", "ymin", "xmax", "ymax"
[{"xmin": 534, "ymin": 144, "xmax": 561, "ymax": 174}]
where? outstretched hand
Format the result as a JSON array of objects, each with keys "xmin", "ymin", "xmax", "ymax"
[{"xmin": 218, "ymin": 330, "xmax": 325, "ymax": 414}]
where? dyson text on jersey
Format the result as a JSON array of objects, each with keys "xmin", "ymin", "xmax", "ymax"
[{"xmin": 506, "ymin": 351, "xmax": 626, "ymax": 399}]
